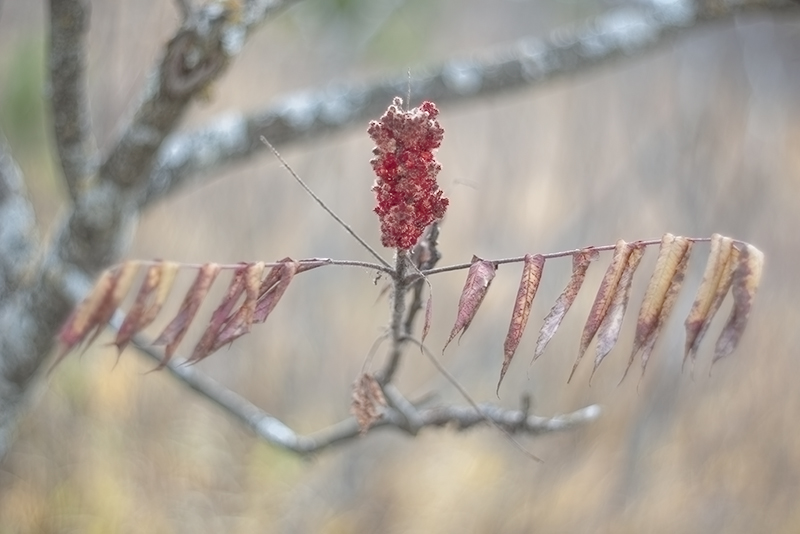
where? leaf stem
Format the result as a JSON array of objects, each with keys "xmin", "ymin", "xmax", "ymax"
[
  {"xmin": 261, "ymin": 137, "xmax": 392, "ymax": 270},
  {"xmin": 419, "ymin": 237, "xmax": 712, "ymax": 278}
]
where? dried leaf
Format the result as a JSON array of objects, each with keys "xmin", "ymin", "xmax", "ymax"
[
  {"xmin": 351, "ymin": 373, "xmax": 387, "ymax": 433},
  {"xmin": 188, "ymin": 264, "xmax": 249, "ymax": 364},
  {"xmin": 443, "ymin": 256, "xmax": 498, "ymax": 353},
  {"xmin": 421, "ymin": 293, "xmax": 433, "ymax": 347},
  {"xmin": 590, "ymin": 244, "xmax": 645, "ymax": 383},
  {"xmin": 205, "ymin": 261, "xmax": 266, "ymax": 357},
  {"xmin": 114, "ymin": 261, "xmax": 179, "ymax": 352},
  {"xmin": 533, "ymin": 248, "xmax": 598, "ymax": 362},
  {"xmin": 84, "ymin": 262, "xmax": 140, "ymax": 346},
  {"xmin": 252, "ymin": 260, "xmax": 298, "ymax": 325},
  {"xmin": 713, "ymin": 243, "xmax": 764, "ymax": 365},
  {"xmin": 568, "ymin": 241, "xmax": 633, "ymax": 383},
  {"xmin": 498, "ymin": 254, "xmax": 545, "ymax": 394},
  {"xmin": 153, "ymin": 263, "xmax": 221, "ymax": 366},
  {"xmin": 683, "ymin": 234, "xmax": 734, "ymax": 368},
  {"xmin": 54, "ymin": 269, "xmax": 117, "ymax": 366},
  {"xmin": 622, "ymin": 237, "xmax": 693, "ymax": 382}
]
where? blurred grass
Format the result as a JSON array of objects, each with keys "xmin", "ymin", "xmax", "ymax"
[{"xmin": 1, "ymin": 1, "xmax": 800, "ymax": 533}]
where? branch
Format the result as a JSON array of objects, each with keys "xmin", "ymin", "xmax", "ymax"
[
  {"xmin": 142, "ymin": 0, "xmax": 799, "ymax": 206},
  {"xmin": 0, "ymin": 133, "xmax": 42, "ymax": 456},
  {"xmin": 126, "ymin": 324, "xmax": 601, "ymax": 455},
  {"xmin": 0, "ymin": 134, "xmax": 39, "ymax": 302},
  {"xmin": 48, "ymin": 0, "xmax": 96, "ymax": 200}
]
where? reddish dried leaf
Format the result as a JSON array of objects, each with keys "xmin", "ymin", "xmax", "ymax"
[
  {"xmin": 252, "ymin": 260, "xmax": 298, "ymax": 325},
  {"xmin": 590, "ymin": 244, "xmax": 645, "ymax": 383},
  {"xmin": 622, "ymin": 238, "xmax": 693, "ymax": 383},
  {"xmin": 533, "ymin": 248, "xmax": 598, "ymax": 362},
  {"xmin": 188, "ymin": 264, "xmax": 249, "ymax": 364},
  {"xmin": 153, "ymin": 263, "xmax": 221, "ymax": 366},
  {"xmin": 204, "ymin": 262, "xmax": 266, "ymax": 358},
  {"xmin": 84, "ymin": 262, "xmax": 140, "ymax": 347},
  {"xmin": 351, "ymin": 373, "xmax": 387, "ymax": 434},
  {"xmin": 713, "ymin": 243, "xmax": 764, "ymax": 365},
  {"xmin": 498, "ymin": 254, "xmax": 545, "ymax": 394},
  {"xmin": 568, "ymin": 241, "xmax": 632, "ymax": 383},
  {"xmin": 443, "ymin": 256, "xmax": 498, "ymax": 353},
  {"xmin": 683, "ymin": 235, "xmax": 734, "ymax": 368},
  {"xmin": 114, "ymin": 261, "xmax": 179, "ymax": 352}
]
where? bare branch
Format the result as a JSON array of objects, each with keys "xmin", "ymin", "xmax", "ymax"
[
  {"xmin": 127, "ymin": 325, "xmax": 600, "ymax": 455},
  {"xmin": 142, "ymin": 0, "xmax": 799, "ymax": 206},
  {"xmin": 48, "ymin": 0, "xmax": 96, "ymax": 200}
]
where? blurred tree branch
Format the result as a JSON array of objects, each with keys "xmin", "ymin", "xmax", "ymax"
[
  {"xmin": 0, "ymin": 0, "xmax": 296, "ymax": 458},
  {"xmin": 142, "ymin": 0, "xmax": 799, "ymax": 206},
  {"xmin": 49, "ymin": 0, "xmax": 96, "ymax": 200}
]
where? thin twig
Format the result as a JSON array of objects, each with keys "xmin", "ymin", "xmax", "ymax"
[
  {"xmin": 261, "ymin": 137, "xmax": 391, "ymax": 270},
  {"xmin": 403, "ymin": 335, "xmax": 543, "ymax": 462}
]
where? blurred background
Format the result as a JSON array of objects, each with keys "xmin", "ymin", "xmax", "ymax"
[{"xmin": 1, "ymin": 0, "xmax": 799, "ymax": 532}]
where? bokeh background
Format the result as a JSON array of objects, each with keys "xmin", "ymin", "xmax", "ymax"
[{"xmin": 1, "ymin": 1, "xmax": 799, "ymax": 532}]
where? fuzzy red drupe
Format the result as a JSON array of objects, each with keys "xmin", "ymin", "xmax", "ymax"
[{"xmin": 368, "ymin": 97, "xmax": 449, "ymax": 250}]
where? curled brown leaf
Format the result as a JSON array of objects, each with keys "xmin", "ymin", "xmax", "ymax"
[
  {"xmin": 533, "ymin": 248, "xmax": 598, "ymax": 362},
  {"xmin": 351, "ymin": 373, "xmax": 387, "ymax": 434},
  {"xmin": 683, "ymin": 234, "xmax": 734, "ymax": 369},
  {"xmin": 208, "ymin": 261, "xmax": 267, "ymax": 356},
  {"xmin": 188, "ymin": 264, "xmax": 249, "ymax": 364},
  {"xmin": 153, "ymin": 263, "xmax": 221, "ymax": 367},
  {"xmin": 421, "ymin": 293, "xmax": 433, "ymax": 348},
  {"xmin": 252, "ymin": 259, "xmax": 298, "ymax": 325},
  {"xmin": 713, "ymin": 243, "xmax": 764, "ymax": 365},
  {"xmin": 569, "ymin": 240, "xmax": 632, "ymax": 383},
  {"xmin": 591, "ymin": 244, "xmax": 645, "ymax": 383},
  {"xmin": 443, "ymin": 256, "xmax": 498, "ymax": 353},
  {"xmin": 498, "ymin": 254, "xmax": 545, "ymax": 394},
  {"xmin": 114, "ymin": 261, "xmax": 180, "ymax": 353}
]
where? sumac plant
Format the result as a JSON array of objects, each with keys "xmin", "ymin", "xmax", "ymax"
[{"xmin": 56, "ymin": 97, "xmax": 764, "ymax": 452}]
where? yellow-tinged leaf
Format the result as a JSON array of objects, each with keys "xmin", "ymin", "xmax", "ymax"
[
  {"xmin": 533, "ymin": 248, "xmax": 598, "ymax": 362},
  {"xmin": 622, "ymin": 237, "xmax": 693, "ymax": 383},
  {"xmin": 568, "ymin": 240, "xmax": 632, "ymax": 383},
  {"xmin": 683, "ymin": 235, "xmax": 734, "ymax": 368},
  {"xmin": 591, "ymin": 244, "xmax": 645, "ymax": 383},
  {"xmin": 54, "ymin": 269, "xmax": 117, "ymax": 367},
  {"xmin": 498, "ymin": 254, "xmax": 545, "ymax": 394},
  {"xmin": 713, "ymin": 243, "xmax": 764, "ymax": 365},
  {"xmin": 443, "ymin": 256, "xmax": 498, "ymax": 353},
  {"xmin": 632, "ymin": 235, "xmax": 689, "ymax": 351},
  {"xmin": 85, "ymin": 262, "xmax": 140, "ymax": 346}
]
